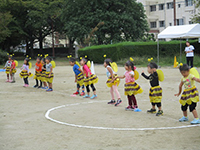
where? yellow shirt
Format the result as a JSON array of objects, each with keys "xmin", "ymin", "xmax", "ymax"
[{"xmin": 181, "ymin": 74, "xmax": 195, "ymax": 89}]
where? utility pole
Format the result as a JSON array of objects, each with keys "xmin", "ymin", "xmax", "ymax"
[{"xmin": 173, "ymin": 0, "xmax": 176, "ymax": 25}]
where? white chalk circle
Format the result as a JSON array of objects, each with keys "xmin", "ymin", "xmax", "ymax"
[{"xmin": 45, "ymin": 101, "xmax": 200, "ymax": 131}]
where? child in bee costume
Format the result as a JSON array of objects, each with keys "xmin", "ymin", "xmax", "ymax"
[
  {"xmin": 141, "ymin": 62, "xmax": 164, "ymax": 116},
  {"xmin": 33, "ymin": 55, "xmax": 43, "ymax": 88},
  {"xmin": 9, "ymin": 56, "xmax": 18, "ymax": 83},
  {"xmin": 69, "ymin": 57, "xmax": 85, "ymax": 96},
  {"xmin": 40, "ymin": 58, "xmax": 48, "ymax": 90},
  {"xmin": 3, "ymin": 54, "xmax": 12, "ymax": 82},
  {"xmin": 175, "ymin": 64, "xmax": 200, "ymax": 124},
  {"xmin": 19, "ymin": 57, "xmax": 33, "ymax": 87},
  {"xmin": 104, "ymin": 58, "xmax": 122, "ymax": 106},
  {"xmin": 80, "ymin": 57, "xmax": 98, "ymax": 99},
  {"xmin": 45, "ymin": 56, "xmax": 56, "ymax": 92}
]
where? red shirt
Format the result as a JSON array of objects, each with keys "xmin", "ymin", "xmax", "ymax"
[
  {"xmin": 11, "ymin": 62, "xmax": 16, "ymax": 69},
  {"xmin": 35, "ymin": 63, "xmax": 42, "ymax": 72}
]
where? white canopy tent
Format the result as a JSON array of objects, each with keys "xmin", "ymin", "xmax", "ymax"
[{"xmin": 157, "ymin": 24, "xmax": 200, "ymax": 65}]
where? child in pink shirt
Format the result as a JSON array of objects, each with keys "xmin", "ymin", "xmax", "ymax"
[
  {"xmin": 118, "ymin": 60, "xmax": 143, "ymax": 110},
  {"xmin": 80, "ymin": 58, "xmax": 98, "ymax": 99}
]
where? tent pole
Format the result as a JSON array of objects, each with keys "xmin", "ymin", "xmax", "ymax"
[
  {"xmin": 180, "ymin": 39, "xmax": 182, "ymax": 63},
  {"xmin": 157, "ymin": 39, "xmax": 159, "ymax": 66}
]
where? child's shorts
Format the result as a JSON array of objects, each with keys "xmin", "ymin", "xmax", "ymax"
[{"xmin": 181, "ymin": 102, "xmax": 197, "ymax": 112}]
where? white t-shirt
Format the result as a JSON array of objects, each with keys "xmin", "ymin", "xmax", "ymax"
[
  {"xmin": 106, "ymin": 66, "xmax": 115, "ymax": 78},
  {"xmin": 185, "ymin": 45, "xmax": 195, "ymax": 57}
]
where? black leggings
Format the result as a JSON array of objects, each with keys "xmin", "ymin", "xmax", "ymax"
[
  {"xmin": 35, "ymin": 79, "xmax": 42, "ymax": 86},
  {"xmin": 86, "ymin": 84, "xmax": 96, "ymax": 93},
  {"xmin": 186, "ymin": 57, "xmax": 193, "ymax": 68},
  {"xmin": 24, "ymin": 77, "xmax": 29, "ymax": 85},
  {"xmin": 77, "ymin": 84, "xmax": 84, "ymax": 89},
  {"xmin": 152, "ymin": 102, "xmax": 161, "ymax": 108},
  {"xmin": 181, "ymin": 102, "xmax": 196, "ymax": 112}
]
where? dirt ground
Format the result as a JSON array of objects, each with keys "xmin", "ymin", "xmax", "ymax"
[{"xmin": 1, "ymin": 65, "xmax": 200, "ymax": 150}]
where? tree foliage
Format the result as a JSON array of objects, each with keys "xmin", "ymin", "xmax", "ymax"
[
  {"xmin": 0, "ymin": 0, "xmax": 63, "ymax": 53},
  {"xmin": 61, "ymin": 0, "xmax": 149, "ymax": 46},
  {"xmin": 0, "ymin": 12, "xmax": 13, "ymax": 43},
  {"xmin": 192, "ymin": 0, "xmax": 200, "ymax": 23},
  {"xmin": 0, "ymin": 0, "xmax": 149, "ymax": 54}
]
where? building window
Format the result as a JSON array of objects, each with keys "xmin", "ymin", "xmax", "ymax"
[
  {"xmin": 178, "ymin": 4, "xmax": 181, "ymax": 8},
  {"xmin": 185, "ymin": 0, "xmax": 193, "ymax": 6},
  {"xmin": 169, "ymin": 23, "xmax": 172, "ymax": 26},
  {"xmin": 167, "ymin": 2, "xmax": 174, "ymax": 9},
  {"xmin": 150, "ymin": 22, "xmax": 157, "ymax": 28},
  {"xmin": 150, "ymin": 5, "xmax": 156, "ymax": 12},
  {"xmin": 176, "ymin": 19, "xmax": 184, "ymax": 25},
  {"xmin": 159, "ymin": 21, "xmax": 165, "ymax": 27},
  {"xmin": 159, "ymin": 4, "xmax": 165, "ymax": 10}
]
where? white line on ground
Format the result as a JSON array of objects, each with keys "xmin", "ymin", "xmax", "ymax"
[{"xmin": 45, "ymin": 101, "xmax": 200, "ymax": 131}]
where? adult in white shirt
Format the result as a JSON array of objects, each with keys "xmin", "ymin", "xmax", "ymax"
[{"xmin": 185, "ymin": 41, "xmax": 195, "ymax": 68}]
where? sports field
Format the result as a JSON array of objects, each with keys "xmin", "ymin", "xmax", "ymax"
[{"xmin": 1, "ymin": 65, "xmax": 200, "ymax": 150}]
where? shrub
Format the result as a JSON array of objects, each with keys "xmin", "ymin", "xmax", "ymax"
[
  {"xmin": 0, "ymin": 49, "xmax": 8, "ymax": 65},
  {"xmin": 78, "ymin": 40, "xmax": 200, "ymax": 63}
]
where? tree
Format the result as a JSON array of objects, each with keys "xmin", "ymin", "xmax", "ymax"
[
  {"xmin": 61, "ymin": 0, "xmax": 149, "ymax": 48},
  {"xmin": 0, "ymin": 0, "xmax": 64, "ymax": 54},
  {"xmin": 61, "ymin": 0, "xmax": 91, "ymax": 52},
  {"xmin": 192, "ymin": 0, "xmax": 200, "ymax": 23},
  {"xmin": 25, "ymin": 0, "xmax": 63, "ymax": 52},
  {"xmin": 0, "ymin": 0, "xmax": 27, "ymax": 51},
  {"xmin": 0, "ymin": 12, "xmax": 12, "ymax": 43}
]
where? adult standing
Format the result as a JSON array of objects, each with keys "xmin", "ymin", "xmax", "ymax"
[{"xmin": 185, "ymin": 41, "xmax": 195, "ymax": 68}]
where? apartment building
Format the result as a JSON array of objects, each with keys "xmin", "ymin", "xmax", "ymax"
[{"xmin": 137, "ymin": 0, "xmax": 198, "ymax": 35}]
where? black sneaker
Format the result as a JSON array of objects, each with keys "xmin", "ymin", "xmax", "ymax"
[
  {"xmin": 156, "ymin": 110, "xmax": 163, "ymax": 116},
  {"xmin": 115, "ymin": 99, "xmax": 122, "ymax": 106},
  {"xmin": 38, "ymin": 86, "xmax": 42, "ymax": 89},
  {"xmin": 147, "ymin": 108, "xmax": 156, "ymax": 114},
  {"xmin": 108, "ymin": 100, "xmax": 116, "ymax": 104},
  {"xmin": 10, "ymin": 81, "xmax": 15, "ymax": 83},
  {"xmin": 33, "ymin": 85, "xmax": 38, "ymax": 88}
]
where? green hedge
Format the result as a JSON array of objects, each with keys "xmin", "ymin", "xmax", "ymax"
[
  {"xmin": 0, "ymin": 49, "xmax": 8, "ymax": 65},
  {"xmin": 78, "ymin": 40, "xmax": 200, "ymax": 63}
]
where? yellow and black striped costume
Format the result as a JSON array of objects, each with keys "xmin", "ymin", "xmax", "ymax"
[
  {"xmin": 5, "ymin": 67, "xmax": 11, "ymax": 74},
  {"xmin": 106, "ymin": 74, "xmax": 120, "ymax": 87},
  {"xmin": 142, "ymin": 72, "xmax": 162, "ymax": 103},
  {"xmin": 19, "ymin": 70, "xmax": 33, "ymax": 78},
  {"xmin": 40, "ymin": 70, "xmax": 46, "ymax": 82},
  {"xmin": 77, "ymin": 72, "xmax": 84, "ymax": 86},
  {"xmin": 10, "ymin": 68, "xmax": 17, "ymax": 74},
  {"xmin": 179, "ymin": 74, "xmax": 199, "ymax": 106},
  {"xmin": 180, "ymin": 86, "xmax": 199, "ymax": 106},
  {"xmin": 4, "ymin": 60, "xmax": 12, "ymax": 74},
  {"xmin": 34, "ymin": 71, "xmax": 42, "ymax": 80},
  {"xmin": 46, "ymin": 72, "xmax": 54, "ymax": 83},
  {"xmin": 149, "ymin": 86, "xmax": 162, "ymax": 103},
  {"xmin": 124, "ymin": 82, "xmax": 143, "ymax": 96},
  {"xmin": 84, "ymin": 74, "xmax": 98, "ymax": 86}
]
